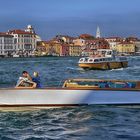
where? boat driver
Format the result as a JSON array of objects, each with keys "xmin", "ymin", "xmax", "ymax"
[
  {"xmin": 16, "ymin": 71, "xmax": 36, "ymax": 88},
  {"xmin": 22, "ymin": 71, "xmax": 32, "ymax": 81}
]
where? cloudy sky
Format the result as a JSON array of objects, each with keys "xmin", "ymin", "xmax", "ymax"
[{"xmin": 0, "ymin": 0, "xmax": 140, "ymax": 39}]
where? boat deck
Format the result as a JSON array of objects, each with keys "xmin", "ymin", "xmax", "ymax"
[{"xmin": 63, "ymin": 79, "xmax": 140, "ymax": 90}]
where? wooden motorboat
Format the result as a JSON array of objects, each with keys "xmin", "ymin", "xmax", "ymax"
[
  {"xmin": 78, "ymin": 49, "xmax": 128, "ymax": 70},
  {"xmin": 0, "ymin": 78, "xmax": 140, "ymax": 107}
]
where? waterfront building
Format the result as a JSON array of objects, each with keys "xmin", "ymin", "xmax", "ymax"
[
  {"xmin": 0, "ymin": 33, "xmax": 14, "ymax": 57},
  {"xmin": 8, "ymin": 25, "xmax": 36, "ymax": 56},
  {"xmin": 49, "ymin": 42, "xmax": 70, "ymax": 56},
  {"xmin": 125, "ymin": 37, "xmax": 138, "ymax": 43},
  {"xmin": 69, "ymin": 44, "xmax": 82, "ymax": 56},
  {"xmin": 60, "ymin": 44, "xmax": 69, "ymax": 56},
  {"xmin": 73, "ymin": 38, "xmax": 86, "ymax": 46},
  {"xmin": 81, "ymin": 38, "xmax": 109, "ymax": 56},
  {"xmin": 8, "ymin": 25, "xmax": 37, "ymax": 57},
  {"xmin": 81, "ymin": 46, "xmax": 94, "ymax": 56},
  {"xmin": 47, "ymin": 42, "xmax": 61, "ymax": 56},
  {"xmin": 79, "ymin": 34, "xmax": 95, "ymax": 40},
  {"xmin": 55, "ymin": 35, "xmax": 75, "ymax": 44},
  {"xmin": 135, "ymin": 41, "xmax": 140, "ymax": 55},
  {"xmin": 37, "ymin": 41, "xmax": 69, "ymax": 56},
  {"xmin": 116, "ymin": 41, "xmax": 135, "ymax": 55},
  {"xmin": 36, "ymin": 41, "xmax": 47, "ymax": 56},
  {"xmin": 37, "ymin": 37, "xmax": 70, "ymax": 56},
  {"xmin": 105, "ymin": 37, "xmax": 123, "ymax": 50},
  {"xmin": 85, "ymin": 38, "xmax": 109, "ymax": 50}
]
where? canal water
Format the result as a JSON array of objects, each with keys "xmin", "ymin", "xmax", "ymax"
[{"xmin": 0, "ymin": 56, "xmax": 140, "ymax": 140}]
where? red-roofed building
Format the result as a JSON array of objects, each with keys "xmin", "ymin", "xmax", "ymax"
[
  {"xmin": 36, "ymin": 41, "xmax": 70, "ymax": 56},
  {"xmin": 73, "ymin": 38, "xmax": 85, "ymax": 46},
  {"xmin": 125, "ymin": 37, "xmax": 139, "ymax": 43},
  {"xmin": 79, "ymin": 34, "xmax": 95, "ymax": 40},
  {"xmin": 81, "ymin": 38, "xmax": 109, "ymax": 56},
  {"xmin": 55, "ymin": 35, "xmax": 75, "ymax": 44},
  {"xmin": 105, "ymin": 37, "xmax": 123, "ymax": 50},
  {"xmin": 85, "ymin": 38, "xmax": 109, "ymax": 49},
  {"xmin": 7, "ymin": 25, "xmax": 37, "ymax": 57}
]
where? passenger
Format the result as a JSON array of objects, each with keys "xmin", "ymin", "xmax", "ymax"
[
  {"xmin": 22, "ymin": 71, "xmax": 32, "ymax": 81},
  {"xmin": 16, "ymin": 71, "xmax": 36, "ymax": 88},
  {"xmin": 32, "ymin": 72, "xmax": 41, "ymax": 88}
]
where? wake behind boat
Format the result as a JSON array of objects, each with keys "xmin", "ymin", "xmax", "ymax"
[{"xmin": 0, "ymin": 78, "xmax": 140, "ymax": 107}]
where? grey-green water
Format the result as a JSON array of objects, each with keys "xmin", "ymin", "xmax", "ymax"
[{"xmin": 0, "ymin": 56, "xmax": 140, "ymax": 140}]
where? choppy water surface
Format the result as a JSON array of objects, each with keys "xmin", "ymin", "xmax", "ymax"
[{"xmin": 0, "ymin": 56, "xmax": 140, "ymax": 140}]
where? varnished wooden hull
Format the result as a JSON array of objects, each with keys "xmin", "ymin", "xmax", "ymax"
[{"xmin": 79, "ymin": 61, "xmax": 128, "ymax": 70}]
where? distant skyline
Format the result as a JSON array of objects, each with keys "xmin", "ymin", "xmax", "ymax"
[{"xmin": 0, "ymin": 0, "xmax": 140, "ymax": 39}]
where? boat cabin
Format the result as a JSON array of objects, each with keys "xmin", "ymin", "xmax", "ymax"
[
  {"xmin": 79, "ymin": 57, "xmax": 115, "ymax": 63},
  {"xmin": 79, "ymin": 49, "xmax": 127, "ymax": 64}
]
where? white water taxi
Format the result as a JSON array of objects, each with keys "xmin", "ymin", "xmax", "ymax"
[
  {"xmin": 78, "ymin": 49, "xmax": 128, "ymax": 70},
  {"xmin": 0, "ymin": 78, "xmax": 140, "ymax": 107}
]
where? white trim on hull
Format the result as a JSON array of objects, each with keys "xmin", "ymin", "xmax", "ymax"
[{"xmin": 0, "ymin": 88, "xmax": 140, "ymax": 106}]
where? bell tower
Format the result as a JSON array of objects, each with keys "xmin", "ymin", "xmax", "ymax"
[{"xmin": 96, "ymin": 26, "xmax": 101, "ymax": 38}]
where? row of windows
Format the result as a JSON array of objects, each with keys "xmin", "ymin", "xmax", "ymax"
[
  {"xmin": 121, "ymin": 49, "xmax": 134, "ymax": 51},
  {"xmin": 4, "ymin": 46, "xmax": 13, "ymax": 50},
  {"xmin": 15, "ymin": 35, "xmax": 34, "ymax": 38},
  {"xmin": 0, "ymin": 39, "xmax": 13, "ymax": 44},
  {"xmin": 16, "ymin": 39, "xmax": 35, "ymax": 43},
  {"xmin": 117, "ymin": 48, "xmax": 135, "ymax": 52},
  {"xmin": 0, "ymin": 45, "xmax": 35, "ymax": 50},
  {"xmin": 0, "ymin": 46, "xmax": 15, "ymax": 49},
  {"xmin": 70, "ymin": 51, "xmax": 81, "ymax": 53},
  {"xmin": 0, "ymin": 39, "xmax": 35, "ymax": 44},
  {"xmin": 119, "ymin": 45, "xmax": 134, "ymax": 47},
  {"xmin": 0, "ymin": 44, "xmax": 14, "ymax": 47}
]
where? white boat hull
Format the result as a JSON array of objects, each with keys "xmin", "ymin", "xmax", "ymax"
[{"xmin": 0, "ymin": 88, "xmax": 140, "ymax": 106}]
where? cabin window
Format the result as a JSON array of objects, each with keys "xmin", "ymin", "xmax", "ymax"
[
  {"xmin": 107, "ymin": 51, "xmax": 112, "ymax": 55},
  {"xmin": 94, "ymin": 59, "xmax": 99, "ymax": 62},
  {"xmin": 108, "ymin": 58, "xmax": 111, "ymax": 61},
  {"xmin": 85, "ymin": 58, "xmax": 89, "ymax": 61},
  {"xmin": 89, "ymin": 59, "xmax": 93, "ymax": 62}
]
